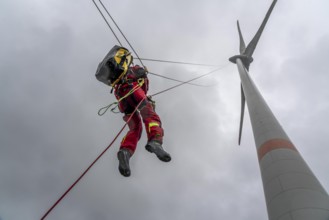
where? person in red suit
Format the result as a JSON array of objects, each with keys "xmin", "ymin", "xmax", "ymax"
[{"xmin": 96, "ymin": 45, "xmax": 171, "ymax": 177}]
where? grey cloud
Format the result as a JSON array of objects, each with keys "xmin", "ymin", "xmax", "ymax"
[{"xmin": 1, "ymin": 0, "xmax": 329, "ymax": 220}]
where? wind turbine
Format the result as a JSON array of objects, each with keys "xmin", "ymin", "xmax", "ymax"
[{"xmin": 229, "ymin": 0, "xmax": 329, "ymax": 219}]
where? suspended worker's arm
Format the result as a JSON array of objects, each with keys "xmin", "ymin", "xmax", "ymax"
[
  {"xmin": 127, "ymin": 65, "xmax": 149, "ymax": 94},
  {"xmin": 131, "ymin": 65, "xmax": 147, "ymax": 78}
]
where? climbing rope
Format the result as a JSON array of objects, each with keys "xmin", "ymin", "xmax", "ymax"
[
  {"xmin": 98, "ymin": 64, "xmax": 228, "ymax": 116},
  {"xmin": 93, "ymin": 0, "xmax": 213, "ymax": 87},
  {"xmin": 97, "ymin": 0, "xmax": 146, "ymax": 68},
  {"xmin": 98, "ymin": 78, "xmax": 145, "ymax": 116},
  {"xmin": 41, "ymin": 2, "xmax": 230, "ymax": 219},
  {"xmin": 40, "ymin": 63, "xmax": 228, "ymax": 219},
  {"xmin": 92, "ymin": 0, "xmax": 122, "ymax": 46},
  {"xmin": 140, "ymin": 58, "xmax": 219, "ymax": 67},
  {"xmin": 150, "ymin": 66, "xmax": 226, "ymax": 97},
  {"xmin": 148, "ymin": 72, "xmax": 210, "ymax": 87},
  {"xmin": 40, "ymin": 97, "xmax": 146, "ymax": 220}
]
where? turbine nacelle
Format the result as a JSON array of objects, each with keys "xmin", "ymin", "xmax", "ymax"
[{"xmin": 229, "ymin": 55, "xmax": 253, "ymax": 70}]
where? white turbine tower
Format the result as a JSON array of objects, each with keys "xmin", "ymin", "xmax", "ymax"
[{"xmin": 229, "ymin": 0, "xmax": 329, "ymax": 219}]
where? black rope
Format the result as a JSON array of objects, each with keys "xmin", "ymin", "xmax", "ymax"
[
  {"xmin": 151, "ymin": 65, "xmax": 227, "ymax": 97},
  {"xmin": 140, "ymin": 58, "xmax": 219, "ymax": 67},
  {"xmin": 98, "ymin": 0, "xmax": 146, "ymax": 68},
  {"xmin": 92, "ymin": 0, "xmax": 122, "ymax": 46},
  {"xmin": 148, "ymin": 72, "xmax": 209, "ymax": 87},
  {"xmin": 92, "ymin": 0, "xmax": 224, "ymax": 88}
]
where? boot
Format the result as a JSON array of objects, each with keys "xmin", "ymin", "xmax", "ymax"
[
  {"xmin": 145, "ymin": 140, "xmax": 171, "ymax": 162},
  {"xmin": 117, "ymin": 148, "xmax": 131, "ymax": 177}
]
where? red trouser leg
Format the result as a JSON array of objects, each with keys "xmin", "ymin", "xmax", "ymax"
[
  {"xmin": 120, "ymin": 112, "xmax": 142, "ymax": 155},
  {"xmin": 127, "ymin": 86, "xmax": 164, "ymax": 144},
  {"xmin": 117, "ymin": 84, "xmax": 164, "ymax": 153},
  {"xmin": 139, "ymin": 102, "xmax": 164, "ymax": 144}
]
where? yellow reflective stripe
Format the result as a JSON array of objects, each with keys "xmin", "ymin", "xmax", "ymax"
[
  {"xmin": 121, "ymin": 135, "xmax": 127, "ymax": 144},
  {"xmin": 148, "ymin": 122, "xmax": 159, "ymax": 133}
]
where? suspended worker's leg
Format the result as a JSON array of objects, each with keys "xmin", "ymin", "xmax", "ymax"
[
  {"xmin": 117, "ymin": 148, "xmax": 131, "ymax": 177},
  {"xmin": 118, "ymin": 111, "xmax": 143, "ymax": 177},
  {"xmin": 125, "ymin": 86, "xmax": 171, "ymax": 162},
  {"xmin": 139, "ymin": 102, "xmax": 163, "ymax": 143},
  {"xmin": 139, "ymin": 101, "xmax": 171, "ymax": 162},
  {"xmin": 120, "ymin": 112, "xmax": 143, "ymax": 154}
]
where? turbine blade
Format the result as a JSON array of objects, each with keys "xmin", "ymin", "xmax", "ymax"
[
  {"xmin": 245, "ymin": 0, "xmax": 278, "ymax": 58},
  {"xmin": 237, "ymin": 20, "xmax": 246, "ymax": 55},
  {"xmin": 238, "ymin": 84, "xmax": 246, "ymax": 145}
]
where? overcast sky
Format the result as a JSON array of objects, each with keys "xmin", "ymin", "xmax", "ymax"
[{"xmin": 1, "ymin": 0, "xmax": 329, "ymax": 219}]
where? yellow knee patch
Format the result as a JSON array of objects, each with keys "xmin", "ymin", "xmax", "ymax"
[
  {"xmin": 121, "ymin": 135, "xmax": 127, "ymax": 144},
  {"xmin": 148, "ymin": 122, "xmax": 160, "ymax": 133}
]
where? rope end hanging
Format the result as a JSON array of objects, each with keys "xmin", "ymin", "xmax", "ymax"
[{"xmin": 98, "ymin": 102, "xmax": 118, "ymax": 116}]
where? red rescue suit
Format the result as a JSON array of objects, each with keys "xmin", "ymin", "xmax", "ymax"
[{"xmin": 114, "ymin": 65, "xmax": 164, "ymax": 155}]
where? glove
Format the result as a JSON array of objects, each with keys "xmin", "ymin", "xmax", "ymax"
[
  {"xmin": 133, "ymin": 65, "xmax": 147, "ymax": 78},
  {"xmin": 147, "ymin": 96, "xmax": 156, "ymax": 110}
]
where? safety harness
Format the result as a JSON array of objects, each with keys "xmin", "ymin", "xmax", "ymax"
[{"xmin": 98, "ymin": 78, "xmax": 145, "ymax": 115}]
